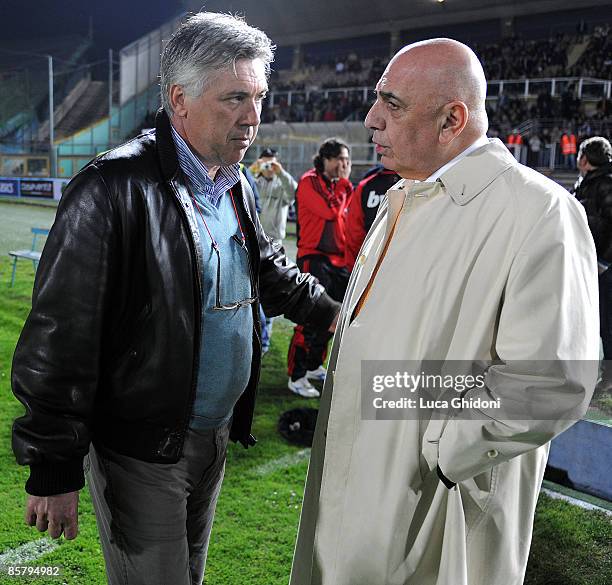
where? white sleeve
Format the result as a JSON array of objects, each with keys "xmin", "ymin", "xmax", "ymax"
[{"xmin": 437, "ymin": 195, "xmax": 600, "ymax": 483}]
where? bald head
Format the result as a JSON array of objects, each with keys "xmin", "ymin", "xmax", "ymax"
[
  {"xmin": 392, "ymin": 39, "xmax": 488, "ymax": 134},
  {"xmin": 365, "ymin": 38, "xmax": 489, "ymax": 179}
]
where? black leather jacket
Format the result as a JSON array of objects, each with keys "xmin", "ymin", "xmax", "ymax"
[
  {"xmin": 575, "ymin": 162, "xmax": 612, "ymax": 263},
  {"xmin": 12, "ymin": 110, "xmax": 338, "ymax": 497}
]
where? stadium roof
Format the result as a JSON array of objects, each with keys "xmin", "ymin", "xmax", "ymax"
[
  {"xmin": 186, "ymin": 0, "xmax": 612, "ymax": 45},
  {"xmin": 0, "ymin": 35, "xmax": 90, "ymax": 71}
]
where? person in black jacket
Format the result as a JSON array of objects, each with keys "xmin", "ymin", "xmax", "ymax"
[
  {"xmin": 344, "ymin": 164, "xmax": 400, "ymax": 270},
  {"xmin": 11, "ymin": 13, "xmax": 338, "ymax": 585},
  {"xmin": 574, "ymin": 136, "xmax": 612, "ymax": 363}
]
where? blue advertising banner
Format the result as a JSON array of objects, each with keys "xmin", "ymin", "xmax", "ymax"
[
  {"xmin": 20, "ymin": 179, "xmax": 54, "ymax": 198},
  {"xmin": 0, "ymin": 178, "xmax": 19, "ymax": 196}
]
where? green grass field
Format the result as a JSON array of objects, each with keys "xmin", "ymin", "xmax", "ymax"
[{"xmin": 0, "ymin": 201, "xmax": 610, "ymax": 584}]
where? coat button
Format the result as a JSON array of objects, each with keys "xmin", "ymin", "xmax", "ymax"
[
  {"xmin": 487, "ymin": 449, "xmax": 498, "ymax": 459},
  {"xmin": 358, "ymin": 254, "xmax": 367, "ymax": 265}
]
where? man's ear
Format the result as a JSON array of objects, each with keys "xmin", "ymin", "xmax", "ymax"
[
  {"xmin": 169, "ymin": 85, "xmax": 188, "ymax": 118},
  {"xmin": 439, "ymin": 101, "xmax": 469, "ymax": 145}
]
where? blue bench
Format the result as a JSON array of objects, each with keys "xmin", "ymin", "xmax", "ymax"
[{"xmin": 8, "ymin": 227, "xmax": 49, "ymax": 287}]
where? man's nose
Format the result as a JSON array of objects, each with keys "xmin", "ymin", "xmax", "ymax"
[
  {"xmin": 241, "ymin": 100, "xmax": 261, "ymax": 127},
  {"xmin": 364, "ymin": 101, "xmax": 383, "ymax": 131}
]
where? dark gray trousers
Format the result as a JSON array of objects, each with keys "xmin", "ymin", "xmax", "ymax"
[{"xmin": 86, "ymin": 423, "xmax": 230, "ymax": 585}]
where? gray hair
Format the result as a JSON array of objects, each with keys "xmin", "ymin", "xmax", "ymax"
[{"xmin": 160, "ymin": 12, "xmax": 275, "ymax": 116}]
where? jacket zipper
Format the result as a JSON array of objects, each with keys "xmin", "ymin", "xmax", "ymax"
[
  {"xmin": 168, "ymin": 180, "xmax": 204, "ymax": 458},
  {"xmin": 234, "ymin": 179, "xmax": 263, "ymax": 446}
]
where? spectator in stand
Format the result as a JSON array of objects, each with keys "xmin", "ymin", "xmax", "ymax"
[
  {"xmin": 528, "ymin": 133, "xmax": 543, "ymax": 168},
  {"xmin": 344, "ymin": 164, "xmax": 400, "ymax": 270},
  {"xmin": 250, "ymin": 148, "xmax": 299, "ymax": 353},
  {"xmin": 550, "ymin": 126, "xmax": 562, "ymax": 151},
  {"xmin": 263, "ymin": 29, "xmax": 609, "ymax": 127},
  {"xmin": 475, "ymin": 33, "xmax": 569, "ymax": 80},
  {"xmin": 569, "ymin": 25, "xmax": 611, "ymax": 79},
  {"xmin": 288, "ymin": 138, "xmax": 353, "ymax": 397},
  {"xmin": 507, "ymin": 128, "xmax": 523, "ymax": 146},
  {"xmin": 573, "ymin": 137, "xmax": 612, "ymax": 380},
  {"xmin": 323, "ymin": 105, "xmax": 337, "ymax": 122},
  {"xmin": 536, "ymin": 91, "xmax": 553, "ymax": 117},
  {"xmin": 561, "ymin": 88, "xmax": 578, "ymax": 120},
  {"xmin": 561, "ymin": 129, "xmax": 578, "ymax": 169},
  {"xmin": 507, "ymin": 128, "xmax": 523, "ymax": 160}
]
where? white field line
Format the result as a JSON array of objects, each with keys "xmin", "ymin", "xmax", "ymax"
[
  {"xmin": 1, "ymin": 488, "xmax": 605, "ymax": 567},
  {"xmin": 541, "ymin": 487, "xmax": 612, "ymax": 516},
  {"xmin": 0, "ymin": 537, "xmax": 59, "ymax": 566},
  {"xmin": 253, "ymin": 450, "xmax": 612, "ymax": 518},
  {"xmin": 254, "ymin": 448, "xmax": 311, "ymax": 476}
]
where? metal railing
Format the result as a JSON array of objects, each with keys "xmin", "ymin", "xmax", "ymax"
[
  {"xmin": 245, "ymin": 139, "xmax": 377, "ymax": 181},
  {"xmin": 267, "ymin": 77, "xmax": 612, "ymax": 106},
  {"xmin": 487, "ymin": 77, "xmax": 611, "ymax": 99},
  {"xmin": 0, "ymin": 139, "xmax": 585, "ymax": 181}
]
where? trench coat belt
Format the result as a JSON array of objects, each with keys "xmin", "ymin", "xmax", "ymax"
[{"xmin": 351, "ymin": 195, "xmax": 405, "ymax": 321}]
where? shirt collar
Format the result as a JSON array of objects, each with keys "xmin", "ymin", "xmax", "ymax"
[
  {"xmin": 439, "ymin": 138, "xmax": 517, "ymax": 205},
  {"xmin": 171, "ymin": 125, "xmax": 240, "ymax": 205},
  {"xmin": 425, "ymin": 135, "xmax": 490, "ymax": 182},
  {"xmin": 387, "ymin": 138, "xmax": 517, "ymax": 206}
]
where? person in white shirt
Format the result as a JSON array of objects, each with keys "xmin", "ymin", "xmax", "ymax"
[
  {"xmin": 250, "ymin": 148, "xmax": 297, "ymax": 244},
  {"xmin": 250, "ymin": 148, "xmax": 298, "ymax": 352}
]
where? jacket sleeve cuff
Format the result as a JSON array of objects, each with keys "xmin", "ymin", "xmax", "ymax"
[
  {"xmin": 303, "ymin": 290, "xmax": 341, "ymax": 331},
  {"xmin": 436, "ymin": 465, "xmax": 457, "ymax": 490},
  {"xmin": 25, "ymin": 460, "xmax": 85, "ymax": 497}
]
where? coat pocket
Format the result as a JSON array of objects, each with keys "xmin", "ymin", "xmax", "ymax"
[
  {"xmin": 419, "ymin": 417, "xmax": 448, "ymax": 481},
  {"xmin": 111, "ymin": 302, "xmax": 152, "ymax": 374},
  {"xmin": 459, "ymin": 465, "xmax": 499, "ymax": 537}
]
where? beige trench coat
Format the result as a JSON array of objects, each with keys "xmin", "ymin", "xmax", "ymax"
[{"xmin": 290, "ymin": 139, "xmax": 599, "ymax": 585}]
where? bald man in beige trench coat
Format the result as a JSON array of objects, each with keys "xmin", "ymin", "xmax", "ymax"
[{"xmin": 289, "ymin": 39, "xmax": 600, "ymax": 585}]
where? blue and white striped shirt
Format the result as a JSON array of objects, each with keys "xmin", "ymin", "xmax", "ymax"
[{"xmin": 171, "ymin": 126, "xmax": 241, "ymax": 206}]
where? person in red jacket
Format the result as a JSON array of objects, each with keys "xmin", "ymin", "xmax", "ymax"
[
  {"xmin": 344, "ymin": 164, "xmax": 401, "ymax": 270},
  {"xmin": 288, "ymin": 138, "xmax": 353, "ymax": 396}
]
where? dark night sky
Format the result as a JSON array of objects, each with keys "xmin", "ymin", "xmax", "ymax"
[{"xmin": 0, "ymin": 0, "xmax": 186, "ymax": 54}]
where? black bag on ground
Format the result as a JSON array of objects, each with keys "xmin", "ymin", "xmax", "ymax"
[{"xmin": 278, "ymin": 408, "xmax": 319, "ymax": 447}]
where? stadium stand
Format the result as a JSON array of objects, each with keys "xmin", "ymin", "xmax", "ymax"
[
  {"xmin": 0, "ymin": 35, "xmax": 92, "ymax": 150},
  {"xmin": 1, "ymin": 3, "xmax": 610, "ymax": 179},
  {"xmin": 37, "ymin": 79, "xmax": 109, "ymax": 142},
  {"xmin": 569, "ymin": 24, "xmax": 611, "ymax": 78},
  {"xmin": 264, "ymin": 29, "xmax": 610, "ymax": 126}
]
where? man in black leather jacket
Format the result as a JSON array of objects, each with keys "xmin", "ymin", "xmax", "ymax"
[
  {"xmin": 11, "ymin": 13, "xmax": 338, "ymax": 585},
  {"xmin": 574, "ymin": 136, "xmax": 612, "ymax": 364}
]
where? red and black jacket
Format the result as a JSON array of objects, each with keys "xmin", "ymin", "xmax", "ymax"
[
  {"xmin": 295, "ymin": 168, "xmax": 353, "ymax": 267},
  {"xmin": 345, "ymin": 166, "xmax": 400, "ymax": 269}
]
